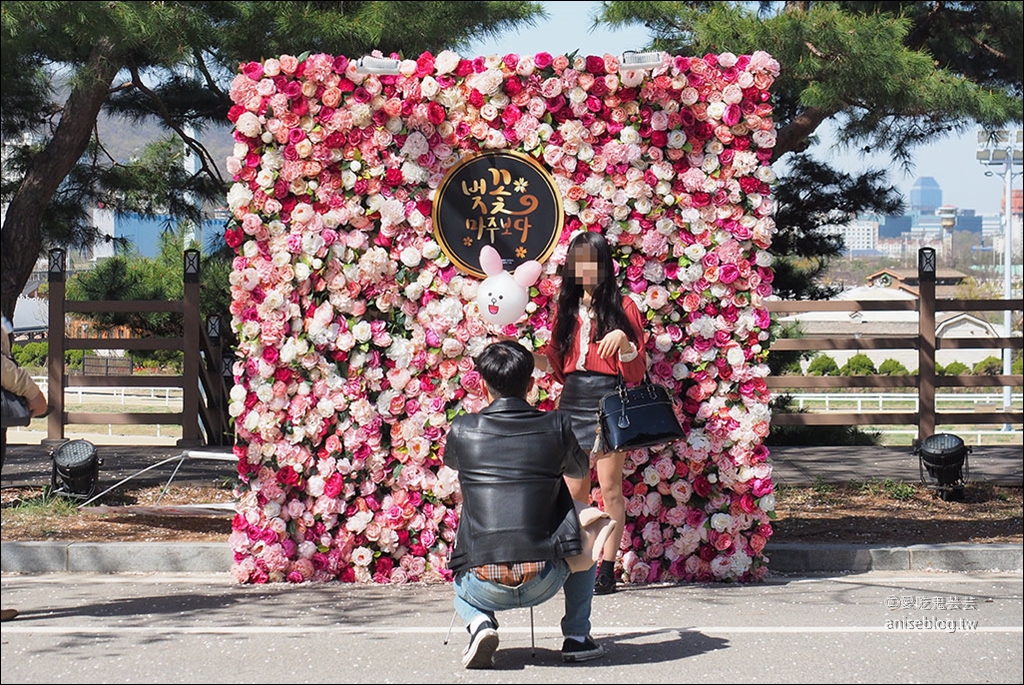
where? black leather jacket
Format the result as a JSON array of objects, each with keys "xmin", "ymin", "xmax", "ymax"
[{"xmin": 443, "ymin": 396, "xmax": 589, "ymax": 574}]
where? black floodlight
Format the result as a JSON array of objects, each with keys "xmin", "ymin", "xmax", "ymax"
[
  {"xmin": 915, "ymin": 433, "xmax": 970, "ymax": 501},
  {"xmin": 51, "ymin": 439, "xmax": 100, "ymax": 500}
]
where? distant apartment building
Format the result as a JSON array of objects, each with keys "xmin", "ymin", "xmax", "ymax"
[{"xmin": 822, "ymin": 217, "xmax": 880, "ymax": 256}]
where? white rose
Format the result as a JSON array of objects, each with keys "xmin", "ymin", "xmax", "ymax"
[
  {"xmin": 400, "ymin": 246, "xmax": 422, "ymax": 267},
  {"xmin": 234, "ymin": 111, "xmax": 263, "ymax": 138},
  {"xmin": 710, "ymin": 512, "xmax": 733, "ymax": 532},
  {"xmin": 421, "ymin": 241, "xmax": 440, "ymax": 260}
]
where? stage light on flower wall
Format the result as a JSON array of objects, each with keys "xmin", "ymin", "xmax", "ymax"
[
  {"xmin": 354, "ymin": 56, "xmax": 401, "ymax": 74},
  {"xmin": 619, "ymin": 50, "xmax": 664, "ymax": 69}
]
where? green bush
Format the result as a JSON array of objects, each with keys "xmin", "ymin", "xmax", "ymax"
[
  {"xmin": 1014, "ymin": 356, "xmax": 1023, "ymax": 375},
  {"xmin": 65, "ymin": 349, "xmax": 84, "ymax": 370},
  {"xmin": 12, "ymin": 342, "xmax": 47, "ymax": 368},
  {"xmin": 9, "ymin": 343, "xmax": 82, "ymax": 371},
  {"xmin": 942, "ymin": 360, "xmax": 970, "ymax": 376},
  {"xmin": 807, "ymin": 354, "xmax": 839, "ymax": 376},
  {"xmin": 841, "ymin": 352, "xmax": 876, "ymax": 376},
  {"xmin": 878, "ymin": 358, "xmax": 909, "ymax": 376},
  {"xmin": 973, "ymin": 355, "xmax": 1003, "ymax": 375}
]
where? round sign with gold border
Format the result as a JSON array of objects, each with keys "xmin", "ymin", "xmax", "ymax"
[{"xmin": 432, "ymin": 150, "xmax": 563, "ymax": 278}]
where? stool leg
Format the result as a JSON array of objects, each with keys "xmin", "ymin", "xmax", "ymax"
[
  {"xmin": 529, "ymin": 606, "xmax": 535, "ymax": 657},
  {"xmin": 443, "ymin": 609, "xmax": 458, "ymax": 645}
]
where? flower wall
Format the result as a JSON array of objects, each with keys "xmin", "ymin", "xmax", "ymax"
[{"xmin": 224, "ymin": 49, "xmax": 780, "ymax": 585}]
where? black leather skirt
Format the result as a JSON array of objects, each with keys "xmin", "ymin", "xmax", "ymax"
[{"xmin": 558, "ymin": 371, "xmax": 619, "ymax": 455}]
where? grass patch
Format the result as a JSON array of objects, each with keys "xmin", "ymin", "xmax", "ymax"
[
  {"xmin": 7, "ymin": 490, "xmax": 81, "ymax": 515},
  {"xmin": 857, "ymin": 477, "xmax": 917, "ymax": 501},
  {"xmin": 812, "ymin": 475, "xmax": 836, "ymax": 496}
]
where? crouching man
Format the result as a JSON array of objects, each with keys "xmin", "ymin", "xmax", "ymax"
[{"xmin": 442, "ymin": 340, "xmax": 604, "ymax": 669}]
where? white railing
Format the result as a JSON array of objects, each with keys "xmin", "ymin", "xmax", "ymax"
[
  {"xmin": 875, "ymin": 429, "xmax": 1022, "ymax": 445},
  {"xmin": 32, "ymin": 377, "xmax": 183, "ymax": 407},
  {"xmin": 787, "ymin": 391, "xmax": 1023, "ymax": 412},
  {"xmin": 33, "ymin": 378, "xmax": 1023, "ymax": 414}
]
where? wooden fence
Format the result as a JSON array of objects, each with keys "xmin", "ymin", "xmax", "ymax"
[
  {"xmin": 44, "ymin": 248, "xmax": 232, "ymax": 447},
  {"xmin": 766, "ymin": 247, "xmax": 1023, "ymax": 440},
  {"xmin": 38, "ymin": 246, "xmax": 1020, "ymax": 448}
]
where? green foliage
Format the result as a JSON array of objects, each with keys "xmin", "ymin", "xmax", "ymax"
[
  {"xmin": 9, "ymin": 490, "xmax": 81, "ymax": 516},
  {"xmin": 11, "ymin": 341, "xmax": 47, "ymax": 368},
  {"xmin": 769, "ymin": 157, "xmax": 904, "ymax": 299},
  {"xmin": 63, "ymin": 226, "xmax": 231, "ymax": 364},
  {"xmin": 65, "ymin": 348, "xmax": 84, "ymax": 370},
  {"xmin": 841, "ymin": 353, "xmax": 877, "ymax": 376},
  {"xmin": 10, "ymin": 343, "xmax": 85, "ymax": 370},
  {"xmin": 606, "ymin": 1, "xmax": 1022, "ymax": 160},
  {"xmin": 942, "ymin": 361, "xmax": 971, "ymax": 376},
  {"xmin": 859, "ymin": 478, "xmax": 917, "ymax": 501},
  {"xmin": 67, "ymin": 229, "xmax": 189, "ymax": 336},
  {"xmin": 766, "ymin": 319, "xmax": 808, "ymax": 375},
  {"xmin": 973, "ymin": 355, "xmax": 1004, "ymax": 375},
  {"xmin": 878, "ymin": 358, "xmax": 910, "ymax": 376},
  {"xmin": 765, "ymin": 422, "xmax": 881, "ymax": 447},
  {"xmin": 1014, "ymin": 356, "xmax": 1023, "ymax": 375},
  {"xmin": 812, "ymin": 476, "xmax": 836, "ymax": 496},
  {"xmin": 807, "ymin": 353, "xmax": 840, "ymax": 376}
]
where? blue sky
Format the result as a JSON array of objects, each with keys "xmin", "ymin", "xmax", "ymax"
[{"xmin": 466, "ymin": 1, "xmax": 1019, "ymax": 217}]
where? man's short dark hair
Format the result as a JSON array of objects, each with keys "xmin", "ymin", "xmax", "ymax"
[{"xmin": 475, "ymin": 340, "xmax": 534, "ymax": 399}]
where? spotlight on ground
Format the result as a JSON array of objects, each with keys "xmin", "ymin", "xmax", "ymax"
[
  {"xmin": 51, "ymin": 439, "xmax": 100, "ymax": 500},
  {"xmin": 915, "ymin": 433, "xmax": 970, "ymax": 501}
]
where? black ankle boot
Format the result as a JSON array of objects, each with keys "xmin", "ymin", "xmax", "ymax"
[{"xmin": 594, "ymin": 560, "xmax": 617, "ymax": 595}]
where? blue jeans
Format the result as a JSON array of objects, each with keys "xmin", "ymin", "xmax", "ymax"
[{"xmin": 453, "ymin": 559, "xmax": 595, "ymax": 637}]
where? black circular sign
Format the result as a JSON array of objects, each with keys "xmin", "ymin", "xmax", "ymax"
[{"xmin": 432, "ymin": 150, "xmax": 563, "ymax": 278}]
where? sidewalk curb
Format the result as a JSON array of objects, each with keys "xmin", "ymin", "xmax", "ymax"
[
  {"xmin": 766, "ymin": 542, "xmax": 1023, "ymax": 573},
  {"xmin": 2, "ymin": 541, "xmax": 1021, "ymax": 575},
  {"xmin": 1, "ymin": 541, "xmax": 232, "ymax": 574}
]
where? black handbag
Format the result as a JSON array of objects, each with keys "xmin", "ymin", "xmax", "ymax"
[
  {"xmin": 598, "ymin": 373, "xmax": 685, "ymax": 452},
  {"xmin": 2, "ymin": 387, "xmax": 32, "ymax": 428}
]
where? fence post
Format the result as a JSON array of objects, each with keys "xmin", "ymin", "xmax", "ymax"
[
  {"xmin": 205, "ymin": 313, "xmax": 224, "ymax": 442},
  {"xmin": 917, "ymin": 248, "xmax": 937, "ymax": 441},
  {"xmin": 44, "ymin": 248, "xmax": 67, "ymax": 446},
  {"xmin": 179, "ymin": 249, "xmax": 202, "ymax": 447}
]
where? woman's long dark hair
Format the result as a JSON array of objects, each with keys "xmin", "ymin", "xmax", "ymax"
[{"xmin": 552, "ymin": 231, "xmax": 639, "ymax": 358}]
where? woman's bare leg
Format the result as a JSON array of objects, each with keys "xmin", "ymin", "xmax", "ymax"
[{"xmin": 594, "ymin": 450, "xmax": 626, "ymax": 564}]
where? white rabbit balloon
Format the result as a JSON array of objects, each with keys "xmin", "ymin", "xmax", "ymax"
[{"xmin": 475, "ymin": 245, "xmax": 542, "ymax": 327}]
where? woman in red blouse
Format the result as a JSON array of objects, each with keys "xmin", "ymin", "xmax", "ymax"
[{"xmin": 537, "ymin": 231, "xmax": 648, "ymax": 595}]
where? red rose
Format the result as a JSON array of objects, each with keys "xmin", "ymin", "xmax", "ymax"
[
  {"xmin": 585, "ymin": 55, "xmax": 605, "ymax": 74},
  {"xmin": 692, "ymin": 475, "xmax": 712, "ymax": 498}
]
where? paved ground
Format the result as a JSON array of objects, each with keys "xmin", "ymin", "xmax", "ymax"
[{"xmin": 2, "ymin": 571, "xmax": 1022, "ymax": 683}]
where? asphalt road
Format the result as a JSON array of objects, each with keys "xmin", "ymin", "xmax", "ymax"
[{"xmin": 1, "ymin": 571, "xmax": 1022, "ymax": 684}]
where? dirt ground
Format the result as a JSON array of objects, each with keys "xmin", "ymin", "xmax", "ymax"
[{"xmin": 1, "ymin": 481, "xmax": 1021, "ymax": 546}]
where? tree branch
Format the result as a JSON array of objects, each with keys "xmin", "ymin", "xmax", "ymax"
[
  {"xmin": 773, "ymin": 107, "xmax": 831, "ymax": 160},
  {"xmin": 126, "ymin": 62, "xmax": 224, "ymax": 186}
]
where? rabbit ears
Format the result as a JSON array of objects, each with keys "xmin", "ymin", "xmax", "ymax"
[{"xmin": 478, "ymin": 245, "xmax": 542, "ymax": 287}]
